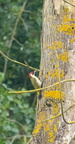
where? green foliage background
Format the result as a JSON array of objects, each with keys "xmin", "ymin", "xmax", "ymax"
[{"xmin": 0, "ymin": 0, "xmax": 43, "ymax": 143}]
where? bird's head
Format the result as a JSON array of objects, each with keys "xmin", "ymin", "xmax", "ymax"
[{"xmin": 28, "ymin": 72, "xmax": 34, "ymax": 78}]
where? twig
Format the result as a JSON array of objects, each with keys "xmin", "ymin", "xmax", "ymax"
[
  {"xmin": 24, "ymin": 60, "xmax": 29, "ymax": 65},
  {"xmin": 63, "ymin": 0, "xmax": 75, "ymax": 7},
  {"xmin": 23, "ymin": 10, "xmax": 31, "ymax": 13},
  {"xmin": 3, "ymin": 0, "xmax": 27, "ymax": 76},
  {"xmin": 20, "ymin": 17, "xmax": 28, "ymax": 31},
  {"xmin": 0, "ymin": 51, "xmax": 39, "ymax": 71},
  {"xmin": 13, "ymin": 38, "xmax": 23, "ymax": 46},
  {"xmin": 54, "ymin": 47, "xmax": 69, "ymax": 124},
  {"xmin": 6, "ymin": 118, "xmax": 26, "ymax": 132},
  {"xmin": 9, "ymin": 78, "xmax": 75, "ymax": 93},
  {"xmin": 27, "ymin": 137, "xmax": 33, "ymax": 144},
  {"xmin": 9, "ymin": 135, "xmax": 31, "ymax": 144},
  {"xmin": 2, "ymin": 135, "xmax": 31, "ymax": 140},
  {"xmin": 54, "ymin": 43, "xmax": 75, "ymax": 124},
  {"xmin": 45, "ymin": 103, "xmax": 75, "ymax": 121}
]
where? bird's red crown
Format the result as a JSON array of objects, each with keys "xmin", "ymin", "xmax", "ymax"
[{"xmin": 28, "ymin": 72, "xmax": 34, "ymax": 78}]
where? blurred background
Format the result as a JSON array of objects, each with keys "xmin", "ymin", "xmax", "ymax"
[{"xmin": 0, "ymin": 0, "xmax": 43, "ymax": 143}]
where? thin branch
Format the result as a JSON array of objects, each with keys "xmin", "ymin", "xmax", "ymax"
[
  {"xmin": 9, "ymin": 135, "xmax": 31, "ymax": 144},
  {"xmin": 63, "ymin": 0, "xmax": 75, "ymax": 7},
  {"xmin": 13, "ymin": 38, "xmax": 23, "ymax": 46},
  {"xmin": 3, "ymin": 135, "xmax": 31, "ymax": 140},
  {"xmin": 3, "ymin": 0, "xmax": 27, "ymax": 76},
  {"xmin": 6, "ymin": 118, "xmax": 26, "ymax": 132},
  {"xmin": 20, "ymin": 17, "xmax": 28, "ymax": 31},
  {"xmin": 24, "ymin": 60, "xmax": 32, "ymax": 68},
  {"xmin": 0, "ymin": 51, "xmax": 39, "ymax": 71},
  {"xmin": 9, "ymin": 136, "xmax": 16, "ymax": 144},
  {"xmin": 54, "ymin": 42, "xmax": 75, "ymax": 124},
  {"xmin": 23, "ymin": 10, "xmax": 31, "ymax": 13},
  {"xmin": 9, "ymin": 78, "xmax": 75, "ymax": 93},
  {"xmin": 45, "ymin": 103, "xmax": 75, "ymax": 122},
  {"xmin": 27, "ymin": 137, "xmax": 33, "ymax": 144},
  {"xmin": 24, "ymin": 60, "xmax": 29, "ymax": 65}
]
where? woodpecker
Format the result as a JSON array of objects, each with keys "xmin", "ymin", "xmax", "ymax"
[{"xmin": 28, "ymin": 72, "xmax": 42, "ymax": 89}]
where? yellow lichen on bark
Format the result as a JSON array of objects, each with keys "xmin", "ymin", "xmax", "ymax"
[
  {"xmin": 52, "ymin": 103, "xmax": 60, "ymax": 115},
  {"xmin": 70, "ymin": 37, "xmax": 75, "ymax": 44},
  {"xmin": 33, "ymin": 123, "xmax": 43, "ymax": 135},
  {"xmin": 37, "ymin": 111, "xmax": 46, "ymax": 123},
  {"xmin": 58, "ymin": 23, "xmax": 75, "ymax": 35},
  {"xmin": 53, "ymin": 124, "xmax": 57, "ymax": 132},
  {"xmin": 44, "ymin": 123, "xmax": 51, "ymax": 132},
  {"xmin": 47, "ymin": 41, "xmax": 63, "ymax": 49},
  {"xmin": 44, "ymin": 90, "xmax": 64, "ymax": 100},
  {"xmin": 57, "ymin": 7, "xmax": 75, "ymax": 35},
  {"xmin": 46, "ymin": 70, "xmax": 65, "ymax": 79},
  {"xmin": 58, "ymin": 52, "xmax": 68, "ymax": 62},
  {"xmin": 47, "ymin": 119, "xmax": 59, "ymax": 142},
  {"xmin": 33, "ymin": 111, "xmax": 46, "ymax": 135}
]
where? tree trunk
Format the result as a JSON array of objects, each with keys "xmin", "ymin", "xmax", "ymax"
[{"xmin": 30, "ymin": 0, "xmax": 75, "ymax": 144}]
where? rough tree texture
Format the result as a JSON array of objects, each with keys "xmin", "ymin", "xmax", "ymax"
[{"xmin": 28, "ymin": 0, "xmax": 75, "ymax": 144}]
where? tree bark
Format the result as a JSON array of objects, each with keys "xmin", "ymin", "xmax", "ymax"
[{"xmin": 31, "ymin": 0, "xmax": 75, "ymax": 144}]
